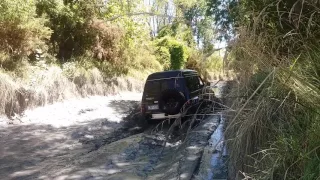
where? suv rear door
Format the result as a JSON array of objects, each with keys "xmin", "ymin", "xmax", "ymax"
[{"xmin": 143, "ymin": 78, "xmax": 184, "ymax": 112}]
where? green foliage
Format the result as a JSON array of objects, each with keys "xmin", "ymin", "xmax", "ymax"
[
  {"xmin": 205, "ymin": 53, "xmax": 223, "ymax": 71},
  {"xmin": 206, "ymin": 0, "xmax": 238, "ymax": 40},
  {"xmin": 0, "ymin": 0, "xmax": 221, "ymax": 80},
  {"xmin": 36, "ymin": 0, "xmax": 103, "ymax": 61},
  {"xmin": 90, "ymin": 20, "xmax": 124, "ymax": 62},
  {"xmin": 185, "ymin": 50, "xmax": 204, "ymax": 75},
  {"xmin": 181, "ymin": 0, "xmax": 217, "ymax": 47},
  {"xmin": 155, "ymin": 47, "xmax": 170, "ymax": 70},
  {"xmin": 158, "ymin": 21, "xmax": 196, "ymax": 47},
  {"xmin": 174, "ymin": 0, "xmax": 198, "ymax": 8},
  {"xmin": 225, "ymin": 0, "xmax": 320, "ymax": 179},
  {"xmin": 158, "ymin": 26, "xmax": 175, "ymax": 38},
  {"xmin": 35, "ymin": 0, "xmax": 155, "ymax": 76},
  {"xmin": 156, "ymin": 36, "xmax": 189, "ymax": 70},
  {"xmin": 0, "ymin": 0, "xmax": 51, "ymax": 65},
  {"xmin": 155, "ymin": 21, "xmax": 194, "ymax": 70},
  {"xmin": 169, "ymin": 42, "xmax": 186, "ymax": 70},
  {"xmin": 186, "ymin": 50, "xmax": 224, "ymax": 80},
  {"xmin": 0, "ymin": 0, "xmax": 219, "ymax": 77}
]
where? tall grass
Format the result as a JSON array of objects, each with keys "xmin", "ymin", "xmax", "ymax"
[
  {"xmin": 226, "ymin": 0, "xmax": 320, "ymax": 178},
  {"xmin": 0, "ymin": 71, "xmax": 19, "ymax": 116},
  {"xmin": 0, "ymin": 60, "xmax": 146, "ymax": 118},
  {"xmin": 186, "ymin": 50, "xmax": 236, "ymax": 81},
  {"xmin": 227, "ymin": 46, "xmax": 320, "ymax": 180}
]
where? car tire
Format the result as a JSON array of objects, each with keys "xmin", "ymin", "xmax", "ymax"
[
  {"xmin": 142, "ymin": 115, "xmax": 152, "ymax": 124},
  {"xmin": 159, "ymin": 89, "xmax": 186, "ymax": 115}
]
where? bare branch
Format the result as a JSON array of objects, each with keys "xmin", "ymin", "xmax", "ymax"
[
  {"xmin": 204, "ymin": 45, "xmax": 232, "ymax": 59},
  {"xmin": 106, "ymin": 12, "xmax": 184, "ymax": 21}
]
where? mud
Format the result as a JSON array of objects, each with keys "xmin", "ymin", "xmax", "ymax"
[{"xmin": 0, "ymin": 82, "xmax": 227, "ymax": 180}]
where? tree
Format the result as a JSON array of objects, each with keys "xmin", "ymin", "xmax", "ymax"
[
  {"xmin": 156, "ymin": 36, "xmax": 189, "ymax": 70},
  {"xmin": 36, "ymin": 0, "xmax": 102, "ymax": 61},
  {"xmin": 0, "ymin": 0, "xmax": 51, "ymax": 69},
  {"xmin": 206, "ymin": 0, "xmax": 238, "ymax": 41}
]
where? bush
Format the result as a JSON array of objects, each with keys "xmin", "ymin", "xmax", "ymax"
[
  {"xmin": 90, "ymin": 19, "xmax": 124, "ymax": 62},
  {"xmin": 0, "ymin": 0, "xmax": 51, "ymax": 69},
  {"xmin": 186, "ymin": 50, "xmax": 225, "ymax": 81},
  {"xmin": 169, "ymin": 41, "xmax": 187, "ymax": 69},
  {"xmin": 36, "ymin": 0, "xmax": 120, "ymax": 62},
  {"xmin": 155, "ymin": 36, "xmax": 189, "ymax": 70},
  {"xmin": 205, "ymin": 54, "xmax": 223, "ymax": 72},
  {"xmin": 132, "ymin": 48, "xmax": 163, "ymax": 72},
  {"xmin": 155, "ymin": 47, "xmax": 171, "ymax": 70}
]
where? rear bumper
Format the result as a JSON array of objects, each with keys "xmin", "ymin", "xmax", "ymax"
[{"xmin": 150, "ymin": 113, "xmax": 181, "ymax": 120}]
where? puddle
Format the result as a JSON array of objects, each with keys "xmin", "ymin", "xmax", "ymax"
[
  {"xmin": 194, "ymin": 114, "xmax": 228, "ymax": 180},
  {"xmin": 208, "ymin": 115, "xmax": 227, "ymax": 179},
  {"xmin": 211, "ymin": 81, "xmax": 225, "ymax": 98}
]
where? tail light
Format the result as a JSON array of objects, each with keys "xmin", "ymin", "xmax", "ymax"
[{"xmin": 141, "ymin": 104, "xmax": 146, "ymax": 114}]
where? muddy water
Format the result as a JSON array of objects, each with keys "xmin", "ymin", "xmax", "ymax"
[
  {"xmin": 194, "ymin": 115, "xmax": 228, "ymax": 180},
  {"xmin": 192, "ymin": 81, "xmax": 230, "ymax": 180}
]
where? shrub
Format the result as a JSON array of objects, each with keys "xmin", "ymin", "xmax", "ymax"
[
  {"xmin": 158, "ymin": 26, "xmax": 174, "ymax": 38},
  {"xmin": 36, "ymin": 0, "xmax": 110, "ymax": 61},
  {"xmin": 0, "ymin": 0, "xmax": 51, "ymax": 69},
  {"xmin": 90, "ymin": 19, "xmax": 124, "ymax": 62},
  {"xmin": 132, "ymin": 48, "xmax": 163, "ymax": 72},
  {"xmin": 169, "ymin": 41, "xmax": 188, "ymax": 69},
  {"xmin": 155, "ymin": 36, "xmax": 189, "ymax": 70},
  {"xmin": 155, "ymin": 46, "xmax": 171, "ymax": 70},
  {"xmin": 205, "ymin": 54, "xmax": 223, "ymax": 72},
  {"xmin": 186, "ymin": 50, "xmax": 225, "ymax": 81}
]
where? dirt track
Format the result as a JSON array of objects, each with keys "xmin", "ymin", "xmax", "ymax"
[{"xmin": 0, "ymin": 83, "xmax": 226, "ymax": 180}]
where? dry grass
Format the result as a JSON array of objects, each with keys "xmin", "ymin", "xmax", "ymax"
[
  {"xmin": 0, "ymin": 65, "xmax": 79, "ymax": 117},
  {"xmin": 0, "ymin": 72, "xmax": 19, "ymax": 116},
  {"xmin": 206, "ymin": 70, "xmax": 237, "ymax": 81},
  {"xmin": 0, "ymin": 62, "xmax": 145, "ymax": 118},
  {"xmin": 225, "ymin": 1, "xmax": 320, "ymax": 178}
]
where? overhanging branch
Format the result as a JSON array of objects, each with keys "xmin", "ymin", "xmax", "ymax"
[
  {"xmin": 204, "ymin": 45, "xmax": 232, "ymax": 58},
  {"xmin": 106, "ymin": 12, "xmax": 184, "ymax": 21}
]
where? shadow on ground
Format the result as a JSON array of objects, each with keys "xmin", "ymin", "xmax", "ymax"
[
  {"xmin": 0, "ymin": 100, "xmax": 148, "ymax": 180},
  {"xmin": 0, "ymin": 96, "xmax": 224, "ymax": 180}
]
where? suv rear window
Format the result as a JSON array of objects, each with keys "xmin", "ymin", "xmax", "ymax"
[
  {"xmin": 144, "ymin": 78, "xmax": 184, "ymax": 95},
  {"xmin": 144, "ymin": 80, "xmax": 169, "ymax": 95}
]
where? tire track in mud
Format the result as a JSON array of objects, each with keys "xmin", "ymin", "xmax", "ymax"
[
  {"xmin": 82, "ymin": 81, "xmax": 228, "ymax": 155},
  {"xmin": 74, "ymin": 101, "xmax": 194, "ymax": 179},
  {"xmin": 45, "ymin": 82, "xmax": 226, "ymax": 179},
  {"xmin": 77, "ymin": 105, "xmax": 222, "ymax": 180},
  {"xmin": 0, "ymin": 83, "xmax": 227, "ymax": 180},
  {"xmin": 80, "ymin": 100, "xmax": 182, "ymax": 154},
  {"xmin": 79, "ymin": 102, "xmax": 150, "ymax": 153}
]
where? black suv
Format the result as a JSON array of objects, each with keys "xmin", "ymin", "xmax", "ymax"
[{"xmin": 141, "ymin": 69, "xmax": 212, "ymax": 121}]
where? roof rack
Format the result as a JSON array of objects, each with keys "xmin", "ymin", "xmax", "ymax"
[{"xmin": 147, "ymin": 69, "xmax": 199, "ymax": 81}]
